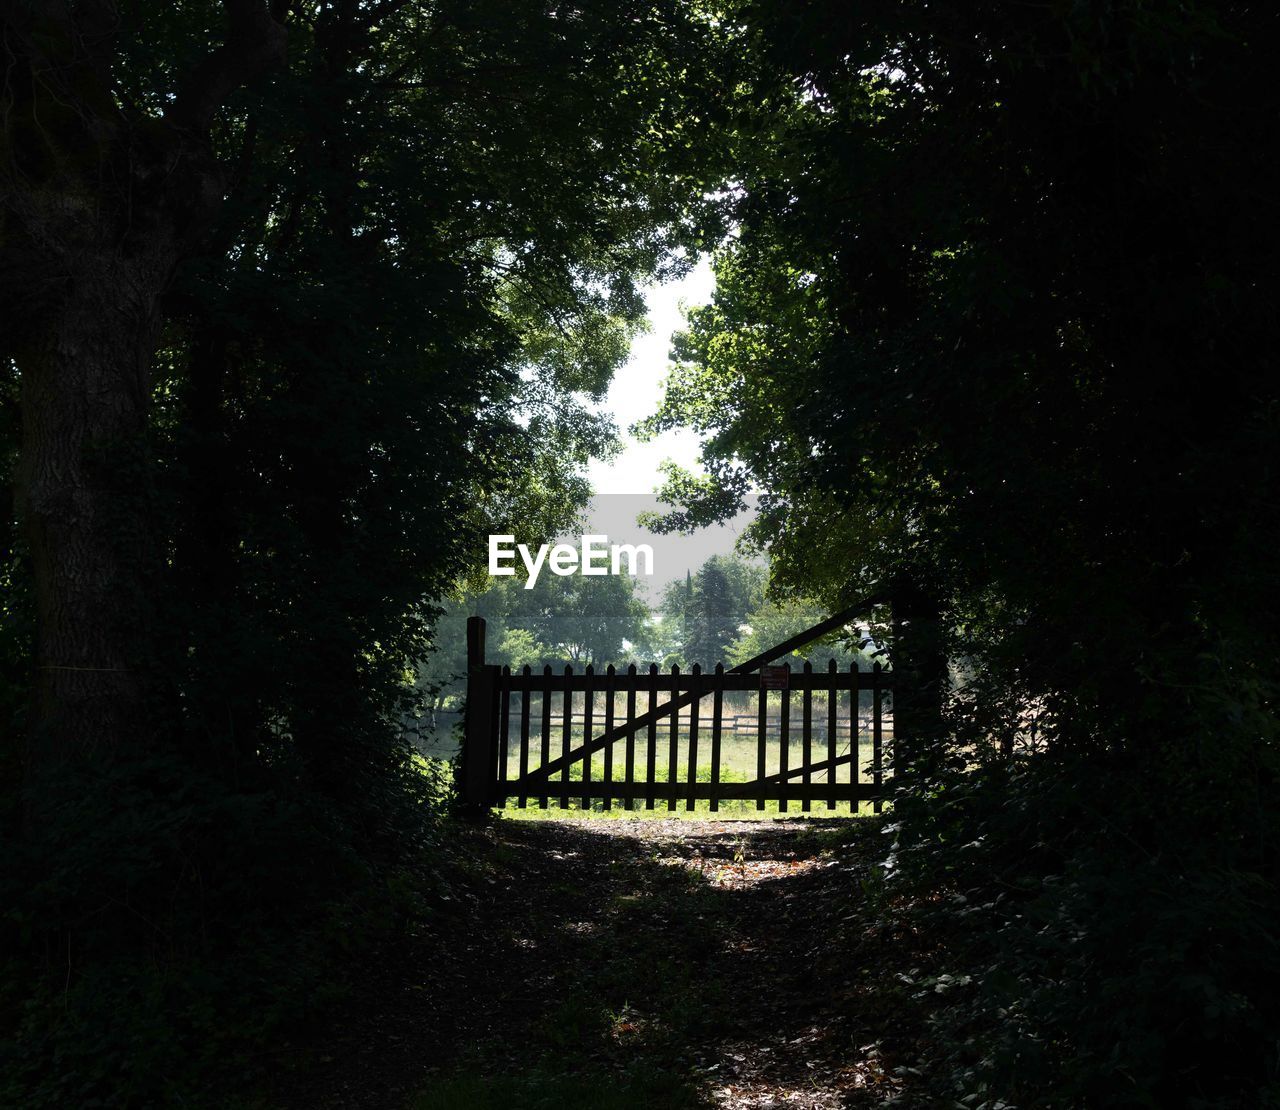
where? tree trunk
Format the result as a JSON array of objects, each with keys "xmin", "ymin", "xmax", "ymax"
[
  {"xmin": 2, "ymin": 0, "xmax": 288, "ymax": 789},
  {"xmin": 890, "ymin": 574, "xmax": 948, "ymax": 780},
  {"xmin": 15, "ymin": 249, "xmax": 173, "ymax": 769}
]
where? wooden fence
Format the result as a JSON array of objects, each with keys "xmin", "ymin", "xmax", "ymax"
[{"xmin": 458, "ymin": 615, "xmax": 894, "ymax": 813}]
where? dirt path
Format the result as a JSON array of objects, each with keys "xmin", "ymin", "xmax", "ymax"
[{"xmin": 274, "ymin": 816, "xmax": 925, "ymax": 1109}]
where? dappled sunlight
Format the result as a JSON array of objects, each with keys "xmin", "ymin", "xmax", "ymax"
[
  {"xmin": 484, "ymin": 818, "xmax": 914, "ymax": 1109},
  {"xmin": 273, "ymin": 815, "xmax": 929, "ymax": 1109}
]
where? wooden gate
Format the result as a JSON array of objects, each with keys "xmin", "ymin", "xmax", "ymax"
[{"xmin": 459, "ymin": 595, "xmax": 895, "ymax": 813}]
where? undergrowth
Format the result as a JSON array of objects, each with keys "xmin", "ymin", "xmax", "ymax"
[
  {"xmin": 0, "ymin": 751, "xmax": 458, "ymax": 1107},
  {"xmin": 880, "ymin": 753, "xmax": 1280, "ymax": 1109}
]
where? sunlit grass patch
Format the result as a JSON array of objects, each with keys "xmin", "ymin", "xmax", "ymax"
[
  {"xmin": 499, "ymin": 798, "xmax": 882, "ymax": 821},
  {"xmin": 412, "ymin": 722, "xmax": 886, "ymax": 819}
]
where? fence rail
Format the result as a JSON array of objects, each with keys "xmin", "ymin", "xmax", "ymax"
[
  {"xmin": 430, "ymin": 708, "xmax": 888, "ymax": 737},
  {"xmin": 459, "ymin": 617, "xmax": 894, "ymax": 814}
]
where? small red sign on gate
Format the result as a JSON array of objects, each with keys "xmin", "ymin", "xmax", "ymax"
[{"xmin": 759, "ymin": 665, "xmax": 790, "ymax": 690}]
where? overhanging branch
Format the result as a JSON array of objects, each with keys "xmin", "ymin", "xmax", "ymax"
[{"xmin": 166, "ymin": 0, "xmax": 288, "ymax": 133}]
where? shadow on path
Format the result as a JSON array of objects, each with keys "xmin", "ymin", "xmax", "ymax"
[{"xmin": 278, "ymin": 817, "xmax": 927, "ymax": 1109}]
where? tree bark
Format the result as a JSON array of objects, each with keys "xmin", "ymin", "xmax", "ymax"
[
  {"xmin": 15, "ymin": 248, "xmax": 174, "ymax": 767},
  {"xmin": 890, "ymin": 574, "xmax": 948, "ymax": 780}
]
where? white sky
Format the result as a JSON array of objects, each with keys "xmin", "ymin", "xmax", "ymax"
[
  {"xmin": 575, "ymin": 258, "xmax": 760, "ymax": 602},
  {"xmin": 585, "ymin": 258, "xmax": 716, "ymax": 495}
]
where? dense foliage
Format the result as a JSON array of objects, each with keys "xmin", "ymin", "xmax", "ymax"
[
  {"xmin": 1, "ymin": 1, "xmax": 737, "ymax": 1103},
  {"xmin": 645, "ymin": 1, "xmax": 1280, "ymax": 1104}
]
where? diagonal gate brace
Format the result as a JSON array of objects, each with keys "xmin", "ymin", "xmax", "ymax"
[{"xmin": 518, "ymin": 590, "xmax": 887, "ymax": 787}]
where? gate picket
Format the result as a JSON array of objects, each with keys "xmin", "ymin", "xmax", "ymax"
[
  {"xmin": 499, "ymin": 666, "xmax": 511, "ymax": 807},
  {"xmin": 850, "ymin": 661, "xmax": 859, "ymax": 814},
  {"xmin": 624, "ymin": 665, "xmax": 637, "ymax": 810},
  {"xmin": 539, "ymin": 665, "xmax": 552, "ymax": 810},
  {"xmin": 802, "ymin": 661, "xmax": 812, "ymax": 814},
  {"xmin": 709, "ymin": 663, "xmax": 724, "ymax": 813},
  {"xmin": 645, "ymin": 664, "xmax": 658, "ymax": 810},
  {"xmin": 686, "ymin": 664, "xmax": 701, "ymax": 812},
  {"xmin": 582, "ymin": 664, "xmax": 594, "ymax": 809},
  {"xmin": 517, "ymin": 666, "xmax": 531, "ymax": 809},
  {"xmin": 603, "ymin": 665, "xmax": 615, "ymax": 812},
  {"xmin": 779, "ymin": 669, "xmax": 791, "ymax": 814},
  {"xmin": 560, "ymin": 665, "xmax": 572, "ymax": 809},
  {"xmin": 756, "ymin": 683, "xmax": 767, "ymax": 813},
  {"xmin": 667, "ymin": 664, "xmax": 680, "ymax": 812},
  {"xmin": 827, "ymin": 659, "xmax": 838, "ymax": 810}
]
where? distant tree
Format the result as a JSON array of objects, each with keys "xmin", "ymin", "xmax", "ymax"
[
  {"xmin": 426, "ymin": 566, "xmax": 652, "ymax": 674},
  {"xmin": 658, "ymin": 569, "xmax": 697, "ymax": 659},
  {"xmin": 508, "ymin": 572, "xmax": 649, "ymax": 667},
  {"xmin": 683, "ymin": 560, "xmax": 741, "ymax": 665},
  {"xmin": 497, "ymin": 628, "xmax": 548, "ymax": 673},
  {"xmin": 706, "ymin": 554, "xmax": 767, "ymax": 623},
  {"xmin": 729, "ymin": 597, "xmax": 875, "ymax": 670},
  {"xmin": 658, "ymin": 555, "xmax": 764, "ymax": 665}
]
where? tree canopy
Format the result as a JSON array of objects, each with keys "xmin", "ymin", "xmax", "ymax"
[
  {"xmin": 1, "ymin": 2, "xmax": 741, "ymax": 1100},
  {"xmin": 642, "ymin": 2, "xmax": 1280, "ymax": 1102}
]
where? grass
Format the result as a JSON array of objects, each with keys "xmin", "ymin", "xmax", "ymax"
[
  {"xmin": 500, "ymin": 796, "xmax": 883, "ymax": 821},
  {"xmin": 493, "ymin": 730, "xmax": 887, "ymax": 819},
  {"xmin": 416, "ymin": 716, "xmax": 891, "ymax": 819}
]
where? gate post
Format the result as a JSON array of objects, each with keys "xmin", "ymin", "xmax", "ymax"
[
  {"xmin": 890, "ymin": 575, "xmax": 947, "ymax": 781},
  {"xmin": 461, "ymin": 616, "xmax": 496, "ymax": 809}
]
